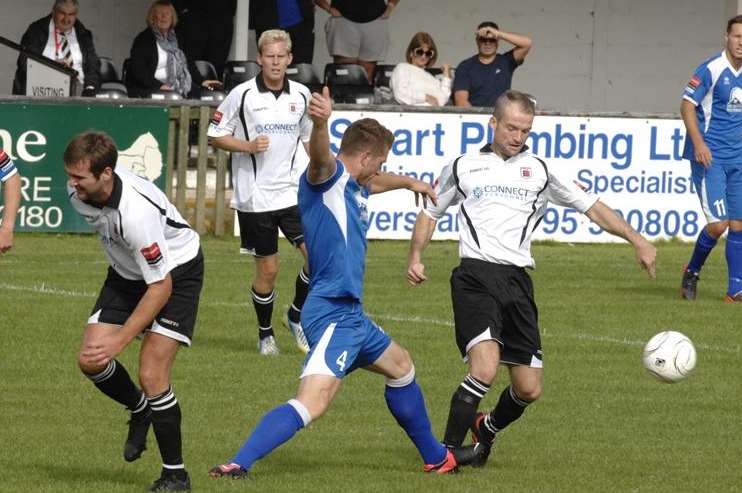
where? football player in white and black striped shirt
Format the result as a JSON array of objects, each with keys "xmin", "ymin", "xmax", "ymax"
[
  {"xmin": 65, "ymin": 132, "xmax": 202, "ymax": 492},
  {"xmin": 407, "ymin": 91, "xmax": 656, "ymax": 467}
]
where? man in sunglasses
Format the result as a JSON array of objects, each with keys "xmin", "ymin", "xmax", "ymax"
[{"xmin": 453, "ymin": 21, "xmax": 532, "ymax": 107}]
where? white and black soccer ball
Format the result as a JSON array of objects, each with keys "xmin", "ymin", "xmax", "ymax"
[{"xmin": 642, "ymin": 331, "xmax": 697, "ymax": 383}]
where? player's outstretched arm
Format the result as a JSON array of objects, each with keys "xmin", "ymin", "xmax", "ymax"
[
  {"xmin": 407, "ymin": 211, "xmax": 438, "ymax": 286},
  {"xmin": 366, "ymin": 174, "xmax": 438, "ymax": 207},
  {"xmin": 0, "ymin": 173, "xmax": 21, "ymax": 254},
  {"xmin": 585, "ymin": 200, "xmax": 657, "ymax": 279},
  {"xmin": 307, "ymin": 87, "xmax": 336, "ymax": 184}
]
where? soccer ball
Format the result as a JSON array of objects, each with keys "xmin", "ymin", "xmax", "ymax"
[{"xmin": 642, "ymin": 331, "xmax": 697, "ymax": 383}]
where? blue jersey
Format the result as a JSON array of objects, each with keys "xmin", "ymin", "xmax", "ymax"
[
  {"xmin": 682, "ymin": 51, "xmax": 742, "ymax": 165},
  {"xmin": 0, "ymin": 150, "xmax": 18, "ymax": 182},
  {"xmin": 298, "ymin": 160, "xmax": 370, "ymax": 302}
]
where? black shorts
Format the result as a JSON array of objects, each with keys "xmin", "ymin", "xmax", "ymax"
[
  {"xmin": 88, "ymin": 249, "xmax": 204, "ymax": 346},
  {"xmin": 237, "ymin": 205, "xmax": 304, "ymax": 257},
  {"xmin": 450, "ymin": 258, "xmax": 542, "ymax": 367}
]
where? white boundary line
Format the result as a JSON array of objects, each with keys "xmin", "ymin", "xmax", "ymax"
[{"xmin": 1, "ymin": 282, "xmax": 738, "ymax": 354}]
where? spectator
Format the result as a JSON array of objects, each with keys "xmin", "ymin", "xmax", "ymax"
[
  {"xmin": 314, "ymin": 0, "xmax": 399, "ymax": 82},
  {"xmin": 453, "ymin": 21, "xmax": 532, "ymax": 107},
  {"xmin": 172, "ymin": 0, "xmax": 237, "ymax": 77},
  {"xmin": 13, "ymin": 0, "xmax": 101, "ymax": 96},
  {"xmin": 390, "ymin": 32, "xmax": 452, "ymax": 106},
  {"xmin": 251, "ymin": 0, "xmax": 316, "ymax": 64},
  {"xmin": 126, "ymin": 0, "xmax": 222, "ymax": 99}
]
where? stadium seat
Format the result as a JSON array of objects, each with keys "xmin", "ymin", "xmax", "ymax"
[
  {"xmin": 286, "ymin": 63, "xmax": 321, "ymax": 92},
  {"xmin": 373, "ymin": 64, "xmax": 396, "ymax": 89},
  {"xmin": 193, "ymin": 60, "xmax": 227, "ymax": 101},
  {"xmin": 194, "ymin": 60, "xmax": 219, "ymax": 81},
  {"xmin": 323, "ymin": 63, "xmax": 374, "ymax": 105},
  {"xmin": 99, "ymin": 56, "xmax": 121, "ymax": 84},
  {"xmin": 223, "ymin": 60, "xmax": 261, "ymax": 91},
  {"xmin": 149, "ymin": 90, "xmax": 183, "ymax": 101}
]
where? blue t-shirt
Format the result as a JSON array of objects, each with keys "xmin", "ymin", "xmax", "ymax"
[
  {"xmin": 682, "ymin": 51, "xmax": 742, "ymax": 165},
  {"xmin": 298, "ymin": 160, "xmax": 370, "ymax": 301},
  {"xmin": 453, "ymin": 50, "xmax": 519, "ymax": 107},
  {"xmin": 0, "ymin": 150, "xmax": 18, "ymax": 183}
]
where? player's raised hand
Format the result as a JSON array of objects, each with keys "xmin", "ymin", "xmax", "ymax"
[
  {"xmin": 250, "ymin": 135, "xmax": 270, "ymax": 153},
  {"xmin": 407, "ymin": 262, "xmax": 428, "ymax": 286},
  {"xmin": 409, "ymin": 180, "xmax": 438, "ymax": 209},
  {"xmin": 309, "ymin": 86, "xmax": 332, "ymax": 124}
]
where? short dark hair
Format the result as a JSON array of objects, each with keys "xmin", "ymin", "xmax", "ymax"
[
  {"xmin": 728, "ymin": 15, "xmax": 742, "ymax": 33},
  {"xmin": 339, "ymin": 118, "xmax": 395, "ymax": 157},
  {"xmin": 64, "ymin": 131, "xmax": 118, "ymax": 178},
  {"xmin": 493, "ymin": 90, "xmax": 537, "ymax": 120},
  {"xmin": 477, "ymin": 21, "xmax": 499, "ymax": 31},
  {"xmin": 405, "ymin": 32, "xmax": 438, "ymax": 66}
]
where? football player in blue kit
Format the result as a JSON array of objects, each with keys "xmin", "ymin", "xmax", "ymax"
[
  {"xmin": 0, "ymin": 150, "xmax": 21, "ymax": 254},
  {"xmin": 209, "ymin": 87, "xmax": 482, "ymax": 479},
  {"xmin": 680, "ymin": 15, "xmax": 742, "ymax": 302}
]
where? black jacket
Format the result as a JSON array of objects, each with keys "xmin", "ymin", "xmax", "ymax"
[
  {"xmin": 12, "ymin": 15, "xmax": 101, "ymax": 95},
  {"xmin": 125, "ymin": 28, "xmax": 203, "ymax": 98}
]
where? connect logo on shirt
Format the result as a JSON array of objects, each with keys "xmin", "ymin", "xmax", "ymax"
[
  {"xmin": 472, "ymin": 184, "xmax": 531, "ymax": 201},
  {"xmin": 140, "ymin": 242, "xmax": 163, "ymax": 266},
  {"xmin": 254, "ymin": 123, "xmax": 298, "ymax": 135}
]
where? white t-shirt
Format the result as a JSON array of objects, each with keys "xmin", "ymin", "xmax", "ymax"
[
  {"xmin": 425, "ymin": 145, "xmax": 599, "ymax": 268},
  {"xmin": 390, "ymin": 63, "xmax": 452, "ymax": 106},
  {"xmin": 69, "ymin": 167, "xmax": 200, "ymax": 284},
  {"xmin": 207, "ymin": 75, "xmax": 312, "ymax": 212}
]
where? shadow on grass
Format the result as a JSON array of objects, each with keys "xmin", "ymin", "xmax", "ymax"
[{"xmin": 39, "ymin": 462, "xmax": 143, "ymax": 489}]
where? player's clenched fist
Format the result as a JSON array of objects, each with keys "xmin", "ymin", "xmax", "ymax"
[
  {"xmin": 250, "ymin": 135, "xmax": 270, "ymax": 153},
  {"xmin": 407, "ymin": 262, "xmax": 427, "ymax": 286}
]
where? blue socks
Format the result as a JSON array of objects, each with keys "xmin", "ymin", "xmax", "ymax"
[
  {"xmin": 384, "ymin": 370, "xmax": 447, "ymax": 466},
  {"xmin": 232, "ymin": 400, "xmax": 310, "ymax": 470},
  {"xmin": 727, "ymin": 230, "xmax": 742, "ymax": 296},
  {"xmin": 688, "ymin": 228, "xmax": 718, "ymax": 274}
]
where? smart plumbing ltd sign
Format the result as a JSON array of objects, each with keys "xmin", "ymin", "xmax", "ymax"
[{"xmin": 0, "ymin": 103, "xmax": 169, "ymax": 232}]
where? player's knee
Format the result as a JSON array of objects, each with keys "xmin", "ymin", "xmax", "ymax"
[
  {"xmin": 513, "ymin": 381, "xmax": 543, "ymax": 403},
  {"xmin": 707, "ymin": 221, "xmax": 729, "ymax": 238},
  {"xmin": 77, "ymin": 354, "xmax": 106, "ymax": 376},
  {"xmin": 138, "ymin": 368, "xmax": 169, "ymax": 396}
]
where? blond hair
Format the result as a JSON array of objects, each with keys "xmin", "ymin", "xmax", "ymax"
[
  {"xmin": 146, "ymin": 0, "xmax": 177, "ymax": 30},
  {"xmin": 258, "ymin": 29, "xmax": 292, "ymax": 54}
]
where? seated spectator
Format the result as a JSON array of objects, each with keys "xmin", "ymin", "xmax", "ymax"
[
  {"xmin": 12, "ymin": 0, "xmax": 101, "ymax": 96},
  {"xmin": 390, "ymin": 32, "xmax": 451, "ymax": 106},
  {"xmin": 453, "ymin": 21, "xmax": 532, "ymax": 107},
  {"xmin": 126, "ymin": 0, "xmax": 222, "ymax": 98}
]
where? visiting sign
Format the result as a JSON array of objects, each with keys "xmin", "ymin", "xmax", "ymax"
[
  {"xmin": 0, "ymin": 103, "xmax": 169, "ymax": 232},
  {"xmin": 327, "ymin": 111, "xmax": 702, "ymax": 242}
]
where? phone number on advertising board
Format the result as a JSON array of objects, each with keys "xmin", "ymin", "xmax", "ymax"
[{"xmin": 542, "ymin": 208, "xmax": 701, "ymax": 238}]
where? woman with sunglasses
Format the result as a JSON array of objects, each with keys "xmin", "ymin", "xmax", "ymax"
[{"xmin": 390, "ymin": 32, "xmax": 452, "ymax": 106}]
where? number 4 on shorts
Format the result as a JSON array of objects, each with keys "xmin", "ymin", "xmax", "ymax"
[{"xmin": 336, "ymin": 351, "xmax": 348, "ymax": 371}]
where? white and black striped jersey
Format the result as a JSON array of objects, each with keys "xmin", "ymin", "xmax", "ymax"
[
  {"xmin": 69, "ymin": 167, "xmax": 200, "ymax": 284},
  {"xmin": 207, "ymin": 75, "xmax": 312, "ymax": 212},
  {"xmin": 425, "ymin": 144, "xmax": 598, "ymax": 268}
]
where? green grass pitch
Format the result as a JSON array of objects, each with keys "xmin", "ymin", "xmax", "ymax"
[{"xmin": 1, "ymin": 234, "xmax": 740, "ymax": 492}]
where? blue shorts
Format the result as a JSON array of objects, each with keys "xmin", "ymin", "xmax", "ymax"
[
  {"xmin": 300, "ymin": 297, "xmax": 392, "ymax": 379},
  {"xmin": 691, "ymin": 160, "xmax": 742, "ymax": 222}
]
